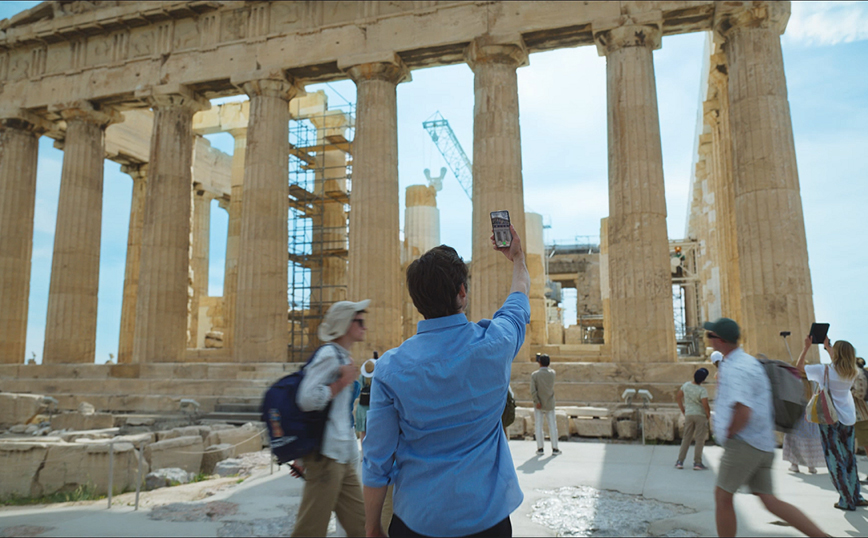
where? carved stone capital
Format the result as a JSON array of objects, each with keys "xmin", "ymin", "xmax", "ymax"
[
  {"xmin": 593, "ymin": 23, "xmax": 662, "ymax": 56},
  {"xmin": 231, "ymin": 70, "xmax": 301, "ymax": 101},
  {"xmin": 135, "ymin": 84, "xmax": 210, "ymax": 113},
  {"xmin": 339, "ymin": 52, "xmax": 411, "ymax": 85},
  {"xmin": 0, "ymin": 106, "xmax": 53, "ymax": 134},
  {"xmin": 218, "ymin": 197, "xmax": 230, "ymax": 211},
  {"xmin": 702, "ymin": 99, "xmax": 722, "ymax": 127},
  {"xmin": 708, "ymin": 52, "xmax": 729, "ymax": 90},
  {"xmin": 120, "ymin": 162, "xmax": 148, "ymax": 182},
  {"xmin": 465, "ymin": 35, "xmax": 529, "ymax": 70},
  {"xmin": 713, "ymin": 0, "xmax": 791, "ymax": 40},
  {"xmin": 51, "ymin": 101, "xmax": 122, "ymax": 128}
]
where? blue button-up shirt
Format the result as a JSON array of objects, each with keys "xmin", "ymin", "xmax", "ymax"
[{"xmin": 363, "ymin": 292, "xmax": 530, "ymax": 537}]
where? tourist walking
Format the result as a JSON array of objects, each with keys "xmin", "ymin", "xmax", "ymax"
[
  {"xmin": 783, "ymin": 369, "xmax": 825, "ymax": 475},
  {"xmin": 362, "ymin": 226, "xmax": 530, "ymax": 537},
  {"xmin": 291, "ymin": 300, "xmax": 370, "ymax": 537},
  {"xmin": 796, "ymin": 334, "xmax": 866, "ymax": 511},
  {"xmin": 705, "ymin": 317, "xmax": 826, "ymax": 537},
  {"xmin": 531, "ymin": 353, "xmax": 560, "ymax": 455},
  {"xmin": 853, "ymin": 357, "xmax": 868, "ymax": 483},
  {"xmin": 675, "ymin": 368, "xmax": 710, "ymax": 470}
]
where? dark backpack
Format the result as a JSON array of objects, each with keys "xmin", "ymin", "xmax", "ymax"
[
  {"xmin": 359, "ymin": 381, "xmax": 371, "ymax": 407},
  {"xmin": 759, "ymin": 358, "xmax": 807, "ymax": 433},
  {"xmin": 260, "ymin": 345, "xmax": 334, "ymax": 464},
  {"xmin": 502, "ymin": 388, "xmax": 516, "ymax": 428}
]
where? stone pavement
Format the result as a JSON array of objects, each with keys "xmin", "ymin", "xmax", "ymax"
[{"xmin": 1, "ymin": 441, "xmax": 866, "ymax": 537}]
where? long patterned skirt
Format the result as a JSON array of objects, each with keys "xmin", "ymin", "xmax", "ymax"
[
  {"xmin": 819, "ymin": 422, "xmax": 864, "ymax": 510},
  {"xmin": 783, "ymin": 417, "xmax": 825, "ymax": 468}
]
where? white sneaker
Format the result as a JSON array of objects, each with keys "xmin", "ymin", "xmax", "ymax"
[{"xmin": 789, "ymin": 463, "xmax": 800, "ymax": 473}]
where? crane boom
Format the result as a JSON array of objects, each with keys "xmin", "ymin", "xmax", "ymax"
[{"xmin": 422, "ymin": 111, "xmax": 472, "ymax": 200}]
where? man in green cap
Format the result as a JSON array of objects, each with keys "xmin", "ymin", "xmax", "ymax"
[{"xmin": 705, "ymin": 317, "xmax": 825, "ymax": 537}]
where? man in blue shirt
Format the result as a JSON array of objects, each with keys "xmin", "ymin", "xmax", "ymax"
[{"xmin": 362, "ymin": 225, "xmax": 530, "ymax": 537}]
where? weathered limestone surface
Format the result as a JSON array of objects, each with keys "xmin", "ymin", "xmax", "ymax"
[
  {"xmin": 43, "ymin": 105, "xmax": 118, "ymax": 364},
  {"xmin": 594, "ymin": 22, "xmax": 676, "ymax": 363},
  {"xmin": 133, "ymin": 87, "xmax": 208, "ymax": 363},
  {"xmin": 189, "ymin": 188, "xmax": 214, "ymax": 348},
  {"xmin": 145, "ymin": 435, "xmax": 204, "ymax": 474},
  {"xmin": 222, "ymin": 130, "xmax": 246, "ymax": 352},
  {"xmin": 715, "ymin": 2, "xmax": 816, "ymax": 361},
  {"xmin": 201, "ymin": 443, "xmax": 235, "ymax": 475},
  {"xmin": 50, "ymin": 411, "xmax": 114, "ymax": 431},
  {"xmin": 0, "ymin": 392, "xmax": 44, "ymax": 426},
  {"xmin": 117, "ymin": 164, "xmax": 148, "ymax": 364},
  {"xmin": 467, "ymin": 36, "xmax": 528, "ymax": 328},
  {"xmin": 343, "ymin": 55, "xmax": 409, "ymax": 360},
  {"xmin": 642, "ymin": 410, "xmax": 677, "ymax": 442},
  {"xmin": 0, "ymin": 115, "xmax": 44, "ymax": 364},
  {"xmin": 0, "ymin": 442, "xmax": 51, "ymax": 498},
  {"xmin": 204, "ymin": 423, "xmax": 263, "ymax": 455},
  {"xmin": 525, "ymin": 213, "xmax": 548, "ymax": 347},
  {"xmin": 232, "ymin": 73, "xmax": 296, "ymax": 363},
  {"xmin": 38, "ymin": 441, "xmax": 143, "ymax": 497}
]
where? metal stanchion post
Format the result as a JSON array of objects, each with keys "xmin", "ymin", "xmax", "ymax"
[
  {"xmin": 270, "ymin": 455, "xmax": 274, "ymax": 475},
  {"xmin": 107, "ymin": 441, "xmax": 114, "ymax": 509},
  {"xmin": 641, "ymin": 410, "xmax": 646, "ymax": 446},
  {"xmin": 135, "ymin": 442, "xmax": 144, "ymax": 511}
]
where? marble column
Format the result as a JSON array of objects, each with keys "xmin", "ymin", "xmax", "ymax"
[
  {"xmin": 231, "ymin": 72, "xmax": 297, "ymax": 363},
  {"xmin": 189, "ymin": 187, "xmax": 214, "ymax": 348},
  {"xmin": 705, "ymin": 52, "xmax": 743, "ymax": 325},
  {"xmin": 340, "ymin": 54, "xmax": 409, "ymax": 360},
  {"xmin": 594, "ymin": 22, "xmax": 676, "ymax": 363},
  {"xmin": 0, "ymin": 113, "xmax": 46, "ymax": 364},
  {"xmin": 402, "ymin": 184, "xmax": 440, "ymax": 339},
  {"xmin": 466, "ymin": 36, "xmax": 528, "ymax": 325},
  {"xmin": 715, "ymin": 1, "xmax": 816, "ymax": 360},
  {"xmin": 43, "ymin": 103, "xmax": 119, "ymax": 364},
  {"xmin": 221, "ymin": 128, "xmax": 246, "ymax": 352},
  {"xmin": 117, "ymin": 163, "xmax": 148, "ymax": 364},
  {"xmin": 132, "ymin": 86, "xmax": 209, "ymax": 363}
]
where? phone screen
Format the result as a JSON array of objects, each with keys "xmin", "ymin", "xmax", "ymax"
[
  {"xmin": 490, "ymin": 210, "xmax": 511, "ymax": 248},
  {"xmin": 809, "ymin": 323, "xmax": 830, "ymax": 344}
]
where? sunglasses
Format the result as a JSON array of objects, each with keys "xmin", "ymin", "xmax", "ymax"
[
  {"xmin": 352, "ymin": 318, "xmax": 365, "ymax": 328},
  {"xmin": 706, "ymin": 332, "xmax": 720, "ymax": 340}
]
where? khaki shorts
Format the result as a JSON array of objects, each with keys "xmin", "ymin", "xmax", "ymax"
[{"xmin": 716, "ymin": 438, "xmax": 774, "ymax": 495}]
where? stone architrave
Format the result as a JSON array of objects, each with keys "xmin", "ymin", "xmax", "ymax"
[
  {"xmin": 117, "ymin": 163, "xmax": 148, "ymax": 364},
  {"xmin": 189, "ymin": 187, "xmax": 215, "ymax": 348},
  {"xmin": 132, "ymin": 86, "xmax": 209, "ymax": 363},
  {"xmin": 221, "ymin": 128, "xmax": 247, "ymax": 352},
  {"xmin": 231, "ymin": 71, "xmax": 298, "ymax": 363},
  {"xmin": 715, "ymin": 2, "xmax": 816, "ymax": 360},
  {"xmin": 0, "ymin": 111, "xmax": 48, "ymax": 364},
  {"xmin": 43, "ymin": 103, "xmax": 120, "ymax": 364},
  {"xmin": 593, "ymin": 18, "xmax": 676, "ymax": 363},
  {"xmin": 466, "ymin": 36, "xmax": 529, "ymax": 325},
  {"xmin": 340, "ymin": 53, "xmax": 410, "ymax": 360}
]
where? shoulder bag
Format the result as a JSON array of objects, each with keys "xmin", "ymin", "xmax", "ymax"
[{"xmin": 806, "ymin": 365, "xmax": 838, "ymax": 425}]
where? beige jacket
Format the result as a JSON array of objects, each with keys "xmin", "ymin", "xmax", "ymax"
[{"xmin": 531, "ymin": 367, "xmax": 556, "ymax": 411}]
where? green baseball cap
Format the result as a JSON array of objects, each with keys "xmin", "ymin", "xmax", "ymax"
[{"xmin": 703, "ymin": 317, "xmax": 740, "ymax": 343}]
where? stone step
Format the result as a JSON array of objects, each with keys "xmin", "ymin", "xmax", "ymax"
[
  {"xmin": 510, "ymin": 361, "xmax": 713, "ymax": 383},
  {"xmin": 511, "ymin": 381, "xmax": 716, "ymax": 405},
  {"xmin": 203, "ymin": 412, "xmax": 262, "ymax": 424}
]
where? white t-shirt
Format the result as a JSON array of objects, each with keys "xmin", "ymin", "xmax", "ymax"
[
  {"xmin": 713, "ymin": 347, "xmax": 776, "ymax": 452},
  {"xmin": 805, "ymin": 364, "xmax": 856, "ymax": 426}
]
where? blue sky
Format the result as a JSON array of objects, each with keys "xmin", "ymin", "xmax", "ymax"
[{"xmin": 3, "ymin": 2, "xmax": 866, "ymax": 364}]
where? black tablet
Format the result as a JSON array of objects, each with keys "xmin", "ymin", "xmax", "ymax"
[{"xmin": 809, "ymin": 323, "xmax": 830, "ymax": 344}]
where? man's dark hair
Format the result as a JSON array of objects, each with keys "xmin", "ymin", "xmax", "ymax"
[
  {"xmin": 537, "ymin": 354, "xmax": 550, "ymax": 367},
  {"xmin": 406, "ymin": 245, "xmax": 468, "ymax": 319}
]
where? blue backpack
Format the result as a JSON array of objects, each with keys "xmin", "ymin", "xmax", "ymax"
[{"xmin": 260, "ymin": 345, "xmax": 334, "ymax": 464}]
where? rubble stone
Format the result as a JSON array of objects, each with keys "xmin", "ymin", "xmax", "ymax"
[
  {"xmin": 144, "ymin": 436, "xmax": 204, "ymax": 474},
  {"xmin": 145, "ymin": 467, "xmax": 191, "ymax": 490},
  {"xmin": 215, "ymin": 458, "xmax": 244, "ymax": 477},
  {"xmin": 0, "ymin": 393, "xmax": 44, "ymax": 426},
  {"xmin": 50, "ymin": 412, "xmax": 114, "ymax": 431},
  {"xmin": 642, "ymin": 411, "xmax": 676, "ymax": 442},
  {"xmin": 201, "ymin": 443, "xmax": 235, "ymax": 475}
]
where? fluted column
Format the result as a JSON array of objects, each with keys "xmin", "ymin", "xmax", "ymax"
[
  {"xmin": 705, "ymin": 52, "xmax": 743, "ymax": 324},
  {"xmin": 117, "ymin": 163, "xmax": 148, "ymax": 364},
  {"xmin": 132, "ymin": 86, "xmax": 209, "ymax": 363},
  {"xmin": 189, "ymin": 187, "xmax": 214, "ymax": 348},
  {"xmin": 43, "ymin": 103, "xmax": 120, "ymax": 364},
  {"xmin": 402, "ymin": 184, "xmax": 440, "ymax": 339},
  {"xmin": 341, "ymin": 54, "xmax": 409, "ymax": 360},
  {"xmin": 221, "ymin": 128, "xmax": 246, "ymax": 352},
  {"xmin": 231, "ymin": 72, "xmax": 298, "ymax": 363},
  {"xmin": 466, "ymin": 36, "xmax": 528, "ymax": 324},
  {"xmin": 715, "ymin": 1, "xmax": 815, "ymax": 360},
  {"xmin": 594, "ymin": 21, "xmax": 676, "ymax": 362},
  {"xmin": 0, "ymin": 112, "xmax": 47, "ymax": 364}
]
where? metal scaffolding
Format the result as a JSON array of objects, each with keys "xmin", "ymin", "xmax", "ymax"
[{"xmin": 287, "ymin": 103, "xmax": 354, "ymax": 361}]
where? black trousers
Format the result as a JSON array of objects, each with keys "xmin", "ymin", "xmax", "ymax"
[{"xmin": 389, "ymin": 515, "xmax": 512, "ymax": 538}]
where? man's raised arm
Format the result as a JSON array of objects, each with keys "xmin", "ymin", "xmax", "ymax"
[{"xmin": 493, "ymin": 224, "xmax": 530, "ymax": 296}]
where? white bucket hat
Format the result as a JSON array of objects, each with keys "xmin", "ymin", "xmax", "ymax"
[
  {"xmin": 318, "ymin": 299, "xmax": 371, "ymax": 342},
  {"xmin": 710, "ymin": 351, "xmax": 724, "ymax": 365}
]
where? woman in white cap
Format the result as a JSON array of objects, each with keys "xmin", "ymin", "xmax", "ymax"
[{"xmin": 292, "ymin": 299, "xmax": 371, "ymax": 537}]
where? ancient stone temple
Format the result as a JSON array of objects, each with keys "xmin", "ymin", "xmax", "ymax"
[{"xmin": 0, "ymin": 1, "xmax": 816, "ymax": 414}]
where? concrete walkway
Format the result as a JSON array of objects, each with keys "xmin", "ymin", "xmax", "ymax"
[{"xmin": 1, "ymin": 441, "xmax": 866, "ymax": 537}]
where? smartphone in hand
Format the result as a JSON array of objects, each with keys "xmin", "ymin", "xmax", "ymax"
[{"xmin": 490, "ymin": 210, "xmax": 512, "ymax": 248}]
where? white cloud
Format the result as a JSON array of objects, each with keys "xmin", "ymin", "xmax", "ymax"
[{"xmin": 784, "ymin": 1, "xmax": 868, "ymax": 47}]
